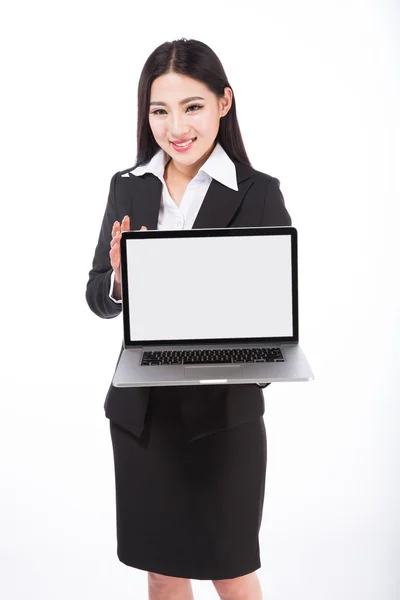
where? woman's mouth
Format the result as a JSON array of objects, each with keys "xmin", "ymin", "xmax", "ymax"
[{"xmin": 171, "ymin": 138, "xmax": 197, "ymax": 152}]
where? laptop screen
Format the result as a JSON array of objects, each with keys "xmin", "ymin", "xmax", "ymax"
[{"xmin": 120, "ymin": 227, "xmax": 298, "ymax": 346}]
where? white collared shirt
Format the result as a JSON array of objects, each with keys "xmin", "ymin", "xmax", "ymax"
[{"xmin": 109, "ymin": 142, "xmax": 238, "ymax": 303}]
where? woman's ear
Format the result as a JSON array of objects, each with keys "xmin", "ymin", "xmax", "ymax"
[{"xmin": 220, "ymin": 87, "xmax": 233, "ymax": 117}]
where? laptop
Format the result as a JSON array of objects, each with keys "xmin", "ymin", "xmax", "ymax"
[{"xmin": 112, "ymin": 226, "xmax": 314, "ymax": 387}]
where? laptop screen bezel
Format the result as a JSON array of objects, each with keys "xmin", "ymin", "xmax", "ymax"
[{"xmin": 119, "ymin": 226, "xmax": 298, "ymax": 347}]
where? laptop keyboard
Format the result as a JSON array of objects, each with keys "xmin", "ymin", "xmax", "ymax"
[{"xmin": 141, "ymin": 347, "xmax": 285, "ymax": 366}]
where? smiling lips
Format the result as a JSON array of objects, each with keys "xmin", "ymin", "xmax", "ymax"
[
  {"xmin": 171, "ymin": 138, "xmax": 197, "ymax": 151},
  {"xmin": 171, "ymin": 138, "xmax": 196, "ymax": 146}
]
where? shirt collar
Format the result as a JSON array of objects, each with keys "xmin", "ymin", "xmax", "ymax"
[{"xmin": 130, "ymin": 141, "xmax": 239, "ymax": 191}]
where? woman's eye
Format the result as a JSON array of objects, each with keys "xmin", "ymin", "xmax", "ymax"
[
  {"xmin": 151, "ymin": 105, "xmax": 203, "ymax": 115},
  {"xmin": 187, "ymin": 104, "xmax": 202, "ymax": 112}
]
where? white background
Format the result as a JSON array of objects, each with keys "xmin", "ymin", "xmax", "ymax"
[{"xmin": 1, "ymin": 0, "xmax": 399, "ymax": 598}]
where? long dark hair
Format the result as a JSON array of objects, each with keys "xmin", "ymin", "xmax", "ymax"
[{"xmin": 131, "ymin": 38, "xmax": 252, "ymax": 169}]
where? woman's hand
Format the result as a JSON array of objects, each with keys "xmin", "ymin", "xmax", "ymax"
[{"xmin": 110, "ymin": 216, "xmax": 147, "ymax": 284}]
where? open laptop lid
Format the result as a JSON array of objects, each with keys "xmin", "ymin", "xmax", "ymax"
[{"xmin": 120, "ymin": 226, "xmax": 298, "ymax": 348}]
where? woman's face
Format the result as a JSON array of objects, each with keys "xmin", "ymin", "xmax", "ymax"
[{"xmin": 148, "ymin": 72, "xmax": 232, "ymax": 173}]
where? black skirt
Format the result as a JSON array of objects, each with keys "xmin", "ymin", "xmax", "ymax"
[{"xmin": 109, "ymin": 385, "xmax": 267, "ymax": 580}]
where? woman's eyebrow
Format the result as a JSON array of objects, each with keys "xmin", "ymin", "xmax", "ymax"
[{"xmin": 149, "ymin": 96, "xmax": 206, "ymax": 107}]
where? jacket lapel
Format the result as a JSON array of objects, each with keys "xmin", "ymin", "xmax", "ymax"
[{"xmin": 129, "ymin": 162, "xmax": 254, "ymax": 230}]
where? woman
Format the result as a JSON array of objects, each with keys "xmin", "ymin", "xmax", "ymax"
[{"xmin": 86, "ymin": 38, "xmax": 291, "ymax": 600}]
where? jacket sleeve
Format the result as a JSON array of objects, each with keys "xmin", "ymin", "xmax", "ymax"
[
  {"xmin": 257, "ymin": 177, "xmax": 292, "ymax": 389},
  {"xmin": 109, "ymin": 270, "xmax": 123, "ymax": 304},
  {"xmin": 85, "ymin": 172, "xmax": 123, "ymax": 319},
  {"xmin": 262, "ymin": 177, "xmax": 292, "ymax": 226}
]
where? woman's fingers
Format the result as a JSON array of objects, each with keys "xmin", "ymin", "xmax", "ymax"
[
  {"xmin": 121, "ymin": 215, "xmax": 130, "ymax": 232},
  {"xmin": 110, "ymin": 220, "xmax": 122, "ymax": 271},
  {"xmin": 111, "ymin": 218, "xmax": 147, "ymax": 250},
  {"xmin": 112, "ymin": 219, "xmax": 120, "ymax": 236},
  {"xmin": 110, "ymin": 232, "xmax": 120, "ymax": 248},
  {"xmin": 110, "ymin": 218, "xmax": 147, "ymax": 271},
  {"xmin": 111, "ymin": 216, "xmax": 127, "ymax": 248}
]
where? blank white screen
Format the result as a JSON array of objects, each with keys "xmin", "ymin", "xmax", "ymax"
[{"xmin": 125, "ymin": 234, "xmax": 293, "ymax": 341}]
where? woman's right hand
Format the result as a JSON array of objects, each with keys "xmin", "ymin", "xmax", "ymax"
[{"xmin": 110, "ymin": 216, "xmax": 147, "ymax": 284}]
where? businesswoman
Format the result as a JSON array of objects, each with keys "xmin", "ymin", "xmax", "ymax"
[{"xmin": 86, "ymin": 38, "xmax": 292, "ymax": 600}]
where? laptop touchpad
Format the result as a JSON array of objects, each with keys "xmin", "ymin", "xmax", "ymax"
[{"xmin": 184, "ymin": 366, "xmax": 243, "ymax": 379}]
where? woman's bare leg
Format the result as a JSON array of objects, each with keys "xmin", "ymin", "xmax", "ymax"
[
  {"xmin": 212, "ymin": 571, "xmax": 263, "ymax": 600},
  {"xmin": 148, "ymin": 572, "xmax": 195, "ymax": 600}
]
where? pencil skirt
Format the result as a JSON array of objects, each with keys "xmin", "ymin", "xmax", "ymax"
[{"xmin": 109, "ymin": 386, "xmax": 267, "ymax": 580}]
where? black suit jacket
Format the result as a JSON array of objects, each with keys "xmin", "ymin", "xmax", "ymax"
[{"xmin": 86, "ymin": 159, "xmax": 292, "ymax": 442}]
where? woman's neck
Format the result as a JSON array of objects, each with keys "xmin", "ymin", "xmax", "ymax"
[
  {"xmin": 165, "ymin": 158, "xmax": 194, "ymax": 184},
  {"xmin": 166, "ymin": 141, "xmax": 216, "ymax": 182}
]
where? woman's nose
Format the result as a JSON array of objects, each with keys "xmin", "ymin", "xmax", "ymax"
[{"xmin": 169, "ymin": 113, "xmax": 191, "ymax": 137}]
